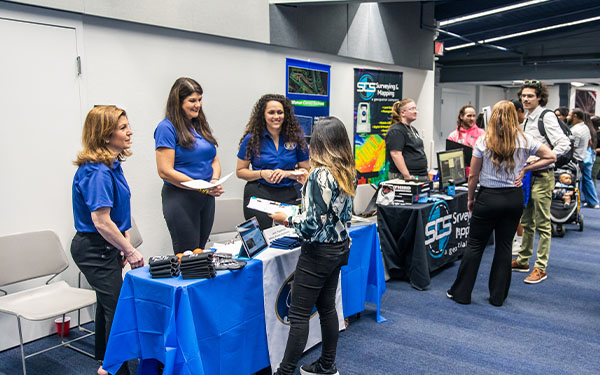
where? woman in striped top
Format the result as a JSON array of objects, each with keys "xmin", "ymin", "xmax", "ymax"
[
  {"xmin": 447, "ymin": 100, "xmax": 555, "ymax": 307},
  {"xmin": 270, "ymin": 116, "xmax": 355, "ymax": 375}
]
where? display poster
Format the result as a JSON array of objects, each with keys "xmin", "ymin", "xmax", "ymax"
[
  {"xmin": 575, "ymin": 89, "xmax": 597, "ymax": 114},
  {"xmin": 286, "ymin": 58, "xmax": 331, "ymax": 137},
  {"xmin": 353, "ymin": 68, "xmax": 402, "ymax": 185}
]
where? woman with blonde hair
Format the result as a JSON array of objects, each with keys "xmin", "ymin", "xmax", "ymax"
[
  {"xmin": 385, "ymin": 98, "xmax": 428, "ymax": 180},
  {"xmin": 70, "ymin": 105, "xmax": 144, "ymax": 375},
  {"xmin": 270, "ymin": 117, "xmax": 355, "ymax": 375},
  {"xmin": 447, "ymin": 100, "xmax": 555, "ymax": 307}
]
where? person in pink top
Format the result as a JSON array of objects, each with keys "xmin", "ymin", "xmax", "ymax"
[{"xmin": 448, "ymin": 105, "xmax": 485, "ymax": 147}]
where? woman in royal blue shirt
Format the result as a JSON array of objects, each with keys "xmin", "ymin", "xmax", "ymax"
[
  {"xmin": 70, "ymin": 105, "xmax": 144, "ymax": 375},
  {"xmin": 236, "ymin": 94, "xmax": 309, "ymax": 229},
  {"xmin": 155, "ymin": 77, "xmax": 223, "ymax": 253}
]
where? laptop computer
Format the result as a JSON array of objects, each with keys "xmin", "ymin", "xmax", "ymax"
[{"xmin": 236, "ymin": 217, "xmax": 269, "ymax": 258}]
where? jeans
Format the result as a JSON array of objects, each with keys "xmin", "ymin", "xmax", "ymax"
[
  {"xmin": 579, "ymin": 158, "xmax": 599, "ymax": 207},
  {"xmin": 276, "ymin": 240, "xmax": 350, "ymax": 375},
  {"xmin": 161, "ymin": 184, "xmax": 215, "ymax": 254},
  {"xmin": 449, "ymin": 187, "xmax": 523, "ymax": 306}
]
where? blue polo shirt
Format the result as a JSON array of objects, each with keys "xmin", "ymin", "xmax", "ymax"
[
  {"xmin": 237, "ymin": 131, "xmax": 309, "ymax": 187},
  {"xmin": 154, "ymin": 118, "xmax": 216, "ymax": 183},
  {"xmin": 72, "ymin": 161, "xmax": 131, "ymax": 232}
]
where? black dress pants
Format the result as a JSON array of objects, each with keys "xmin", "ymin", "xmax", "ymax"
[
  {"xmin": 70, "ymin": 233, "xmax": 126, "ymax": 368},
  {"xmin": 276, "ymin": 240, "xmax": 350, "ymax": 375},
  {"xmin": 449, "ymin": 187, "xmax": 523, "ymax": 306},
  {"xmin": 161, "ymin": 183, "xmax": 215, "ymax": 254},
  {"xmin": 243, "ymin": 181, "xmax": 299, "ymax": 230}
]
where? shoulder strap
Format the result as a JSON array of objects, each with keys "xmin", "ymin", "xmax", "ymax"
[{"xmin": 537, "ymin": 109, "xmax": 554, "ymax": 146}]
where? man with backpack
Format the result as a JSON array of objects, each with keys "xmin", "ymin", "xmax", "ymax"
[{"xmin": 512, "ymin": 80, "xmax": 571, "ymax": 284}]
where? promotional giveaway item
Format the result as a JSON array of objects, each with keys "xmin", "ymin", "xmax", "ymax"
[
  {"xmin": 149, "ymin": 255, "xmax": 180, "ymax": 278},
  {"xmin": 376, "ymin": 179, "xmax": 433, "ymax": 206},
  {"xmin": 180, "ymin": 252, "xmax": 216, "ymax": 280}
]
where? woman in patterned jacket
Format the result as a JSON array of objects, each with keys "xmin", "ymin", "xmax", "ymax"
[{"xmin": 270, "ymin": 116, "xmax": 355, "ymax": 375}]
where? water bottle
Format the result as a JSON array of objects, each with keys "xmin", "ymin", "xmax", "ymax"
[{"xmin": 447, "ymin": 179, "xmax": 455, "ymax": 196}]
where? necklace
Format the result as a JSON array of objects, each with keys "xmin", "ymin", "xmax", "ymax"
[{"xmin": 406, "ymin": 123, "xmax": 419, "ymax": 139}]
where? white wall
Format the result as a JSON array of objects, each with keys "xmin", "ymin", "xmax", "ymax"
[
  {"xmin": 8, "ymin": 0, "xmax": 271, "ymax": 43},
  {"xmin": 478, "ymin": 86, "xmax": 506, "ymax": 110},
  {"xmin": 0, "ymin": 2, "xmax": 434, "ymax": 351}
]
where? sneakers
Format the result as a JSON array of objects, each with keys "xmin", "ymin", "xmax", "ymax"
[
  {"xmin": 300, "ymin": 359, "xmax": 340, "ymax": 375},
  {"xmin": 511, "ymin": 259, "xmax": 529, "ymax": 273},
  {"xmin": 524, "ymin": 267, "xmax": 547, "ymax": 284}
]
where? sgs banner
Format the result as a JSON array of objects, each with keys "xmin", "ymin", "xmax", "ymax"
[{"xmin": 353, "ymin": 68, "xmax": 402, "ymax": 185}]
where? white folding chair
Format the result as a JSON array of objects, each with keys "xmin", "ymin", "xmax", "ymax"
[
  {"xmin": 208, "ymin": 198, "xmax": 245, "ymax": 245},
  {"xmin": 0, "ymin": 230, "xmax": 97, "ymax": 375},
  {"xmin": 129, "ymin": 216, "xmax": 143, "ymax": 249}
]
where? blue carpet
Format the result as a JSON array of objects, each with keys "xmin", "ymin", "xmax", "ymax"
[{"xmin": 1, "ymin": 203, "xmax": 599, "ymax": 374}]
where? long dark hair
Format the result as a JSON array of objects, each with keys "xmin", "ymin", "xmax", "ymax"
[
  {"xmin": 309, "ymin": 117, "xmax": 356, "ymax": 196},
  {"xmin": 239, "ymin": 94, "xmax": 307, "ymax": 159},
  {"xmin": 166, "ymin": 77, "xmax": 217, "ymax": 149}
]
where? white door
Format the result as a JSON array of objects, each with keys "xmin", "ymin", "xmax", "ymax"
[{"xmin": 0, "ymin": 16, "xmax": 82, "ymax": 350}]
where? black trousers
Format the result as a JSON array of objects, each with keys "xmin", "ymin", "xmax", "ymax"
[
  {"xmin": 449, "ymin": 187, "xmax": 523, "ymax": 306},
  {"xmin": 243, "ymin": 181, "xmax": 299, "ymax": 230},
  {"xmin": 276, "ymin": 240, "xmax": 350, "ymax": 375},
  {"xmin": 70, "ymin": 232, "xmax": 124, "ymax": 362},
  {"xmin": 161, "ymin": 183, "xmax": 215, "ymax": 254}
]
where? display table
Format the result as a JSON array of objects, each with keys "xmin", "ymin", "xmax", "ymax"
[
  {"xmin": 377, "ymin": 191, "xmax": 469, "ymax": 290},
  {"xmin": 102, "ymin": 223, "xmax": 385, "ymax": 375}
]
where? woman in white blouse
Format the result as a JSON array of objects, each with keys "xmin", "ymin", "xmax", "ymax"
[{"xmin": 447, "ymin": 100, "xmax": 555, "ymax": 307}]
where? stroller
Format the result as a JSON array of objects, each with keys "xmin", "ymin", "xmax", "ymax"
[{"xmin": 550, "ymin": 161, "xmax": 583, "ymax": 237}]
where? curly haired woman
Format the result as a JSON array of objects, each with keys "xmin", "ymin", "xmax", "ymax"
[{"xmin": 236, "ymin": 94, "xmax": 309, "ymax": 229}]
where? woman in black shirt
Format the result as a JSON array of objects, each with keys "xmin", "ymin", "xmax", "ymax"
[{"xmin": 385, "ymin": 99, "xmax": 428, "ymax": 180}]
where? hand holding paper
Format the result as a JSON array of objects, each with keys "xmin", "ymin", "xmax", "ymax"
[{"xmin": 182, "ymin": 172, "xmax": 233, "ymax": 190}]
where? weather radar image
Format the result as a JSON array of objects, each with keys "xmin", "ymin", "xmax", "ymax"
[{"xmin": 287, "ymin": 66, "xmax": 328, "ymax": 96}]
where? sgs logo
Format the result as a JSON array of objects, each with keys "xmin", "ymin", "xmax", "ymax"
[
  {"xmin": 275, "ymin": 272, "xmax": 317, "ymax": 325},
  {"xmin": 425, "ymin": 201, "xmax": 452, "ymax": 258},
  {"xmin": 356, "ymin": 74, "xmax": 377, "ymax": 100}
]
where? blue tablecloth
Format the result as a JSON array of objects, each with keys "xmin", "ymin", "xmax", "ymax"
[
  {"xmin": 102, "ymin": 260, "xmax": 269, "ymax": 375},
  {"xmin": 103, "ymin": 223, "xmax": 386, "ymax": 374},
  {"xmin": 343, "ymin": 223, "xmax": 387, "ymax": 322}
]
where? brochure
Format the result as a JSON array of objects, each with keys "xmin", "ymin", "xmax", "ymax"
[
  {"xmin": 181, "ymin": 172, "xmax": 233, "ymax": 190},
  {"xmin": 246, "ymin": 196, "xmax": 299, "ymax": 218}
]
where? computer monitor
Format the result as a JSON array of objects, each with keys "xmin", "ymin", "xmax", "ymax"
[
  {"xmin": 445, "ymin": 139, "xmax": 473, "ymax": 167},
  {"xmin": 437, "ymin": 149, "xmax": 467, "ymax": 189}
]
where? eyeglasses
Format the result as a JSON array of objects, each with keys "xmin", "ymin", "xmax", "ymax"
[{"xmin": 523, "ymin": 79, "xmax": 541, "ymax": 88}]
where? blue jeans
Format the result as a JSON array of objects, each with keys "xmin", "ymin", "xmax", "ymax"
[
  {"xmin": 579, "ymin": 159, "xmax": 599, "ymax": 207},
  {"xmin": 276, "ymin": 240, "xmax": 350, "ymax": 375}
]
